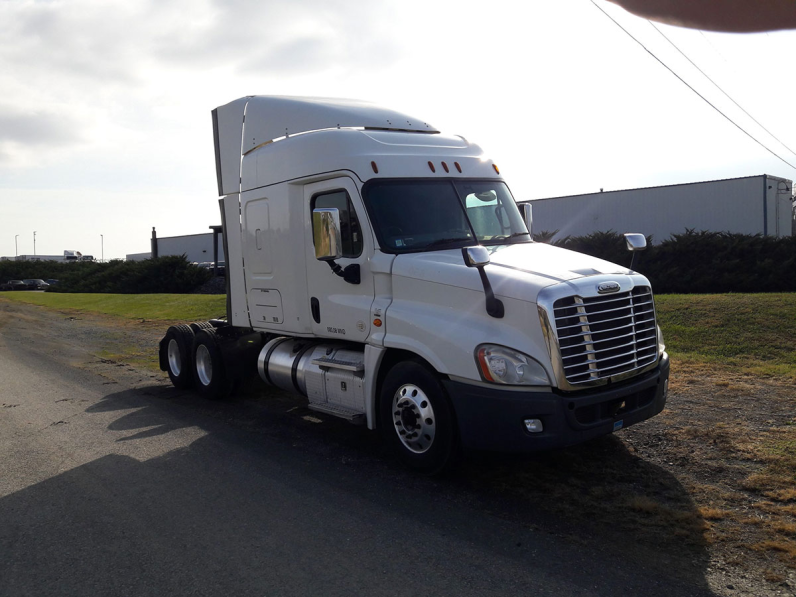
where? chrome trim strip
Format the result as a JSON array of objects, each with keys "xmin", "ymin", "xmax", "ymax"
[
  {"xmin": 561, "ymin": 337, "xmax": 656, "ymax": 361},
  {"xmin": 556, "ymin": 313, "xmax": 654, "ymax": 333},
  {"xmin": 560, "ymin": 329, "xmax": 656, "ymax": 351},
  {"xmin": 553, "ymin": 295, "xmax": 652, "ymax": 312}
]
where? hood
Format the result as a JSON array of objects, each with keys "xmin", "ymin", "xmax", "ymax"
[{"xmin": 391, "ymin": 242, "xmax": 633, "ymax": 302}]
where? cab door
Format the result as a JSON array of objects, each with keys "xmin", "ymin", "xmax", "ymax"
[{"xmin": 304, "ymin": 177, "xmax": 374, "ymax": 343}]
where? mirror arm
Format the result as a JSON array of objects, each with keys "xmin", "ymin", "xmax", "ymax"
[
  {"xmin": 327, "ymin": 260, "xmax": 360, "ymax": 285},
  {"xmin": 477, "ymin": 266, "xmax": 504, "ymax": 318}
]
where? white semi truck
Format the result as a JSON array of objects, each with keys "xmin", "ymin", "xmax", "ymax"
[{"xmin": 159, "ymin": 96, "xmax": 670, "ymax": 472}]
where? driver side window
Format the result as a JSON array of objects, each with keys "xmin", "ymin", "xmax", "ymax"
[{"xmin": 311, "ymin": 190, "xmax": 363, "ymax": 258}]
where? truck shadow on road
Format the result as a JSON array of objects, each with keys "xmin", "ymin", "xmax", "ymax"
[{"xmin": 1, "ymin": 384, "xmax": 715, "ymax": 596}]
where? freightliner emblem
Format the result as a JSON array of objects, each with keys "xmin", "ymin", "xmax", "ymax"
[{"xmin": 597, "ymin": 281, "xmax": 621, "ymax": 294}]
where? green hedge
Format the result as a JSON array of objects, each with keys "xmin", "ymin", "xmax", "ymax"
[
  {"xmin": 0, "ymin": 255, "xmax": 211, "ymax": 294},
  {"xmin": 536, "ymin": 229, "xmax": 796, "ymax": 293},
  {"xmin": 5, "ymin": 232, "xmax": 794, "ymax": 295}
]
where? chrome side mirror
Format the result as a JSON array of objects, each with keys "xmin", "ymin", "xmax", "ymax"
[
  {"xmin": 624, "ymin": 233, "xmax": 647, "ymax": 272},
  {"xmin": 313, "ymin": 208, "xmax": 343, "ymax": 261},
  {"xmin": 518, "ymin": 203, "xmax": 533, "ymax": 236},
  {"xmin": 624, "ymin": 233, "xmax": 647, "ymax": 252},
  {"xmin": 463, "ymin": 245, "xmax": 490, "ymax": 268}
]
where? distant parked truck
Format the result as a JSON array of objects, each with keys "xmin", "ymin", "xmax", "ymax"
[
  {"xmin": 12, "ymin": 251, "xmax": 90, "ymax": 263},
  {"xmin": 525, "ymin": 174, "xmax": 794, "ymax": 243},
  {"xmin": 158, "ymin": 96, "xmax": 670, "ymax": 472},
  {"xmin": 15, "ymin": 255, "xmax": 65, "ymax": 262}
]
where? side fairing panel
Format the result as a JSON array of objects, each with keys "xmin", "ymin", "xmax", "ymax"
[
  {"xmin": 213, "ymin": 98, "xmax": 248, "ymax": 196},
  {"xmin": 241, "ymin": 183, "xmax": 313, "ymax": 335},
  {"xmin": 221, "ymin": 194, "xmax": 250, "ymax": 327}
]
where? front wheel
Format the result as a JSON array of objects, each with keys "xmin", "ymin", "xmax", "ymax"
[{"xmin": 379, "ymin": 361, "xmax": 459, "ymax": 474}]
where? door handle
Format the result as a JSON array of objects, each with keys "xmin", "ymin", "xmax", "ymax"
[{"xmin": 311, "ymin": 297, "xmax": 320, "ymax": 323}]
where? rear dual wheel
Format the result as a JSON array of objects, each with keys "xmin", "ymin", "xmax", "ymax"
[
  {"xmin": 163, "ymin": 324, "xmax": 195, "ymax": 389},
  {"xmin": 192, "ymin": 328, "xmax": 233, "ymax": 400}
]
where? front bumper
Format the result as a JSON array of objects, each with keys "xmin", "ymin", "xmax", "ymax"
[{"xmin": 442, "ymin": 353, "xmax": 669, "ymax": 453}]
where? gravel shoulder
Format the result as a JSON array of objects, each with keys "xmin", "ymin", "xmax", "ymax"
[{"xmin": 1, "ymin": 298, "xmax": 794, "ymax": 596}]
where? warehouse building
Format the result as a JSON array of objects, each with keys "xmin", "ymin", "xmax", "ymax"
[
  {"xmin": 127, "ymin": 226, "xmax": 225, "ymax": 273},
  {"xmin": 525, "ymin": 174, "xmax": 794, "ymax": 243}
]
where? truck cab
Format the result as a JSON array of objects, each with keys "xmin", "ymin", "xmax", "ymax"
[{"xmin": 160, "ymin": 96, "xmax": 669, "ymax": 472}]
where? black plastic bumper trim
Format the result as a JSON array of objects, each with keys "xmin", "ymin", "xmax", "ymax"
[{"xmin": 442, "ymin": 354, "xmax": 669, "ymax": 453}]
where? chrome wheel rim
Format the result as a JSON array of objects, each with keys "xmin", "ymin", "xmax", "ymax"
[
  {"xmin": 392, "ymin": 384, "xmax": 435, "ymax": 454},
  {"xmin": 167, "ymin": 339, "xmax": 181, "ymax": 376},
  {"xmin": 196, "ymin": 344, "xmax": 213, "ymax": 386}
]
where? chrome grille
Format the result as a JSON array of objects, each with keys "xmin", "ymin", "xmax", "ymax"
[{"xmin": 552, "ymin": 286, "xmax": 657, "ymax": 385}]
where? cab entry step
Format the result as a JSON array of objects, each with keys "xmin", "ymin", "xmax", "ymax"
[
  {"xmin": 308, "ymin": 402, "xmax": 366, "ymax": 424},
  {"xmin": 311, "ymin": 357, "xmax": 365, "ymax": 372}
]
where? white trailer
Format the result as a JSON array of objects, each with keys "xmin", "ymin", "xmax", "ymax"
[
  {"xmin": 16, "ymin": 254, "xmax": 67, "ymax": 262},
  {"xmin": 159, "ymin": 96, "xmax": 669, "ymax": 472},
  {"xmin": 525, "ymin": 175, "xmax": 794, "ymax": 243}
]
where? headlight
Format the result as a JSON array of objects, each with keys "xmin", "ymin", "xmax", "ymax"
[
  {"xmin": 475, "ymin": 344, "xmax": 550, "ymax": 386},
  {"xmin": 657, "ymin": 324, "xmax": 666, "ymax": 355}
]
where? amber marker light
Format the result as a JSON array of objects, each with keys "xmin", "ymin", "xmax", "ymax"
[
  {"xmin": 441, "ymin": 161, "xmax": 449, "ymax": 173},
  {"xmin": 371, "ymin": 161, "xmax": 379, "ymax": 173},
  {"xmin": 476, "ymin": 346, "xmax": 495, "ymax": 382},
  {"xmin": 454, "ymin": 162, "xmax": 462, "ymax": 173},
  {"xmin": 493, "ymin": 164, "xmax": 500, "ymax": 174},
  {"xmin": 373, "ymin": 318, "xmax": 383, "ymax": 327},
  {"xmin": 428, "ymin": 161, "xmax": 436, "ymax": 173}
]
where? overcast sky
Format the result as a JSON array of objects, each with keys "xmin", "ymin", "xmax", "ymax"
[{"xmin": 1, "ymin": 0, "xmax": 794, "ymax": 259}]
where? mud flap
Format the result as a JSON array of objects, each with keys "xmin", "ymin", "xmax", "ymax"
[{"xmin": 158, "ymin": 336, "xmax": 168, "ymax": 371}]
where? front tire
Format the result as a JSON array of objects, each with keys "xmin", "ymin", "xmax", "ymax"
[{"xmin": 379, "ymin": 361, "xmax": 458, "ymax": 474}]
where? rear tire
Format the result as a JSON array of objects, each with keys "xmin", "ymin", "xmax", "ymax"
[
  {"xmin": 163, "ymin": 324, "xmax": 195, "ymax": 389},
  {"xmin": 379, "ymin": 361, "xmax": 459, "ymax": 474},
  {"xmin": 192, "ymin": 328, "xmax": 232, "ymax": 400}
]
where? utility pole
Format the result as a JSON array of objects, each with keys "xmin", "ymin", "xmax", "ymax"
[
  {"xmin": 33, "ymin": 231, "xmax": 36, "ymax": 256},
  {"xmin": 15, "ymin": 235, "xmax": 18, "ymax": 256},
  {"xmin": 101, "ymin": 234, "xmax": 104, "ymax": 262}
]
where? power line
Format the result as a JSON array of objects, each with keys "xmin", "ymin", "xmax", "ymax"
[
  {"xmin": 590, "ymin": 0, "xmax": 796, "ymax": 171},
  {"xmin": 648, "ymin": 20, "xmax": 796, "ymax": 160}
]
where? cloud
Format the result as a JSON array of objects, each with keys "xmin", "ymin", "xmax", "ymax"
[
  {"xmin": 1, "ymin": 1, "xmax": 143, "ymax": 86},
  {"xmin": 0, "ymin": 0, "xmax": 404, "ymax": 113},
  {"xmin": 134, "ymin": 0, "xmax": 402, "ymax": 75},
  {"xmin": 0, "ymin": 109, "xmax": 82, "ymax": 146}
]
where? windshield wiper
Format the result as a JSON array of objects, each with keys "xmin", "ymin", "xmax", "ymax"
[
  {"xmin": 423, "ymin": 237, "xmax": 473, "ymax": 249},
  {"xmin": 483, "ymin": 232, "xmax": 531, "ymax": 244}
]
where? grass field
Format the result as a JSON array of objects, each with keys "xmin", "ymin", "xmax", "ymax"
[
  {"xmin": 656, "ymin": 293, "xmax": 796, "ymax": 380},
  {"xmin": 0, "ymin": 292, "xmax": 226, "ymax": 323},
  {"xmin": 2, "ymin": 291, "xmax": 795, "ymax": 380}
]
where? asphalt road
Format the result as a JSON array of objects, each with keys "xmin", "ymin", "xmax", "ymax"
[{"xmin": 0, "ymin": 304, "xmax": 715, "ymax": 596}]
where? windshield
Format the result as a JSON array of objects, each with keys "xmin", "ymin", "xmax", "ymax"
[{"xmin": 363, "ymin": 179, "xmax": 530, "ymax": 253}]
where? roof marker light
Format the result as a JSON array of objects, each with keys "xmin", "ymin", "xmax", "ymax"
[
  {"xmin": 428, "ymin": 161, "xmax": 436, "ymax": 173},
  {"xmin": 493, "ymin": 164, "xmax": 500, "ymax": 174},
  {"xmin": 371, "ymin": 161, "xmax": 379, "ymax": 174},
  {"xmin": 454, "ymin": 162, "xmax": 462, "ymax": 173},
  {"xmin": 441, "ymin": 161, "xmax": 449, "ymax": 173}
]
